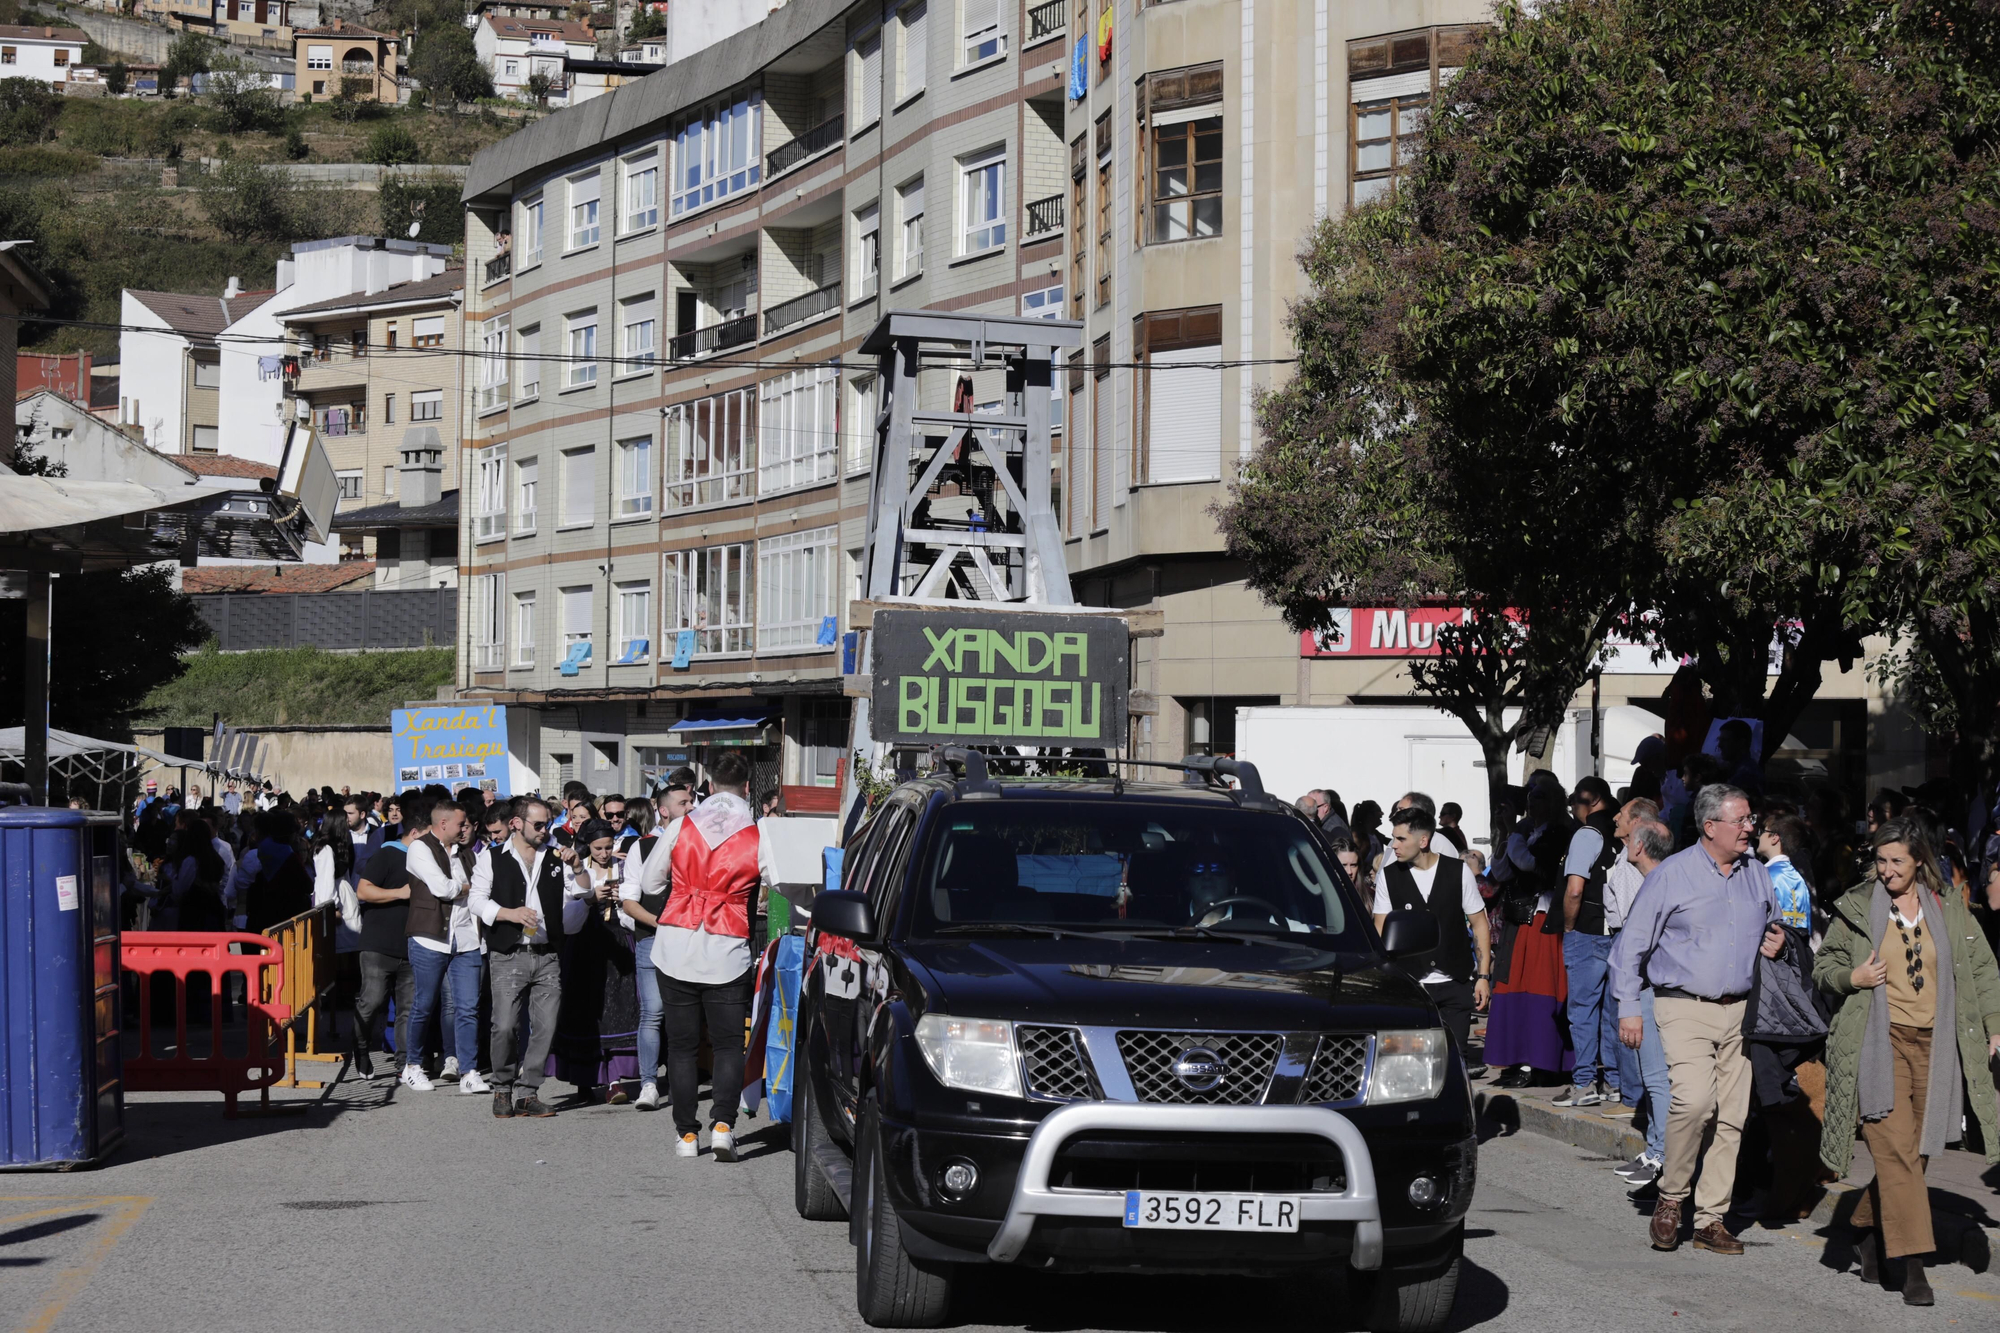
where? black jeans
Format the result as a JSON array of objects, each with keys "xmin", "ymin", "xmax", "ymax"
[
  {"xmin": 1424, "ymin": 977, "xmax": 1476, "ymax": 1059},
  {"xmin": 659, "ymin": 966, "xmax": 754, "ymax": 1135},
  {"xmin": 356, "ymin": 951, "xmax": 414, "ymax": 1059}
]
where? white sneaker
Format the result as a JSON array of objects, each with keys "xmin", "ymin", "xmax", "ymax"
[
  {"xmin": 635, "ymin": 1082, "xmax": 660, "ymax": 1111},
  {"xmin": 458, "ymin": 1069, "xmax": 492, "ymax": 1094},
  {"xmin": 710, "ymin": 1122, "xmax": 737, "ymax": 1163},
  {"xmin": 399, "ymin": 1064, "xmax": 435, "ymax": 1092},
  {"xmin": 440, "ymin": 1056, "xmax": 461, "ymax": 1082},
  {"xmin": 675, "ymin": 1133, "xmax": 699, "ymax": 1158}
]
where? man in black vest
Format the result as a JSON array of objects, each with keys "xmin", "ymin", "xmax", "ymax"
[
  {"xmin": 1554, "ymin": 776, "xmax": 1625, "ymax": 1109},
  {"xmin": 470, "ymin": 795, "xmax": 584, "ymax": 1118},
  {"xmin": 1373, "ymin": 807, "xmax": 1492, "ymax": 1057}
]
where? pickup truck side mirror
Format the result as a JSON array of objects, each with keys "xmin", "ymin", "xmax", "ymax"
[
  {"xmin": 811, "ymin": 889, "xmax": 877, "ymax": 941},
  {"xmin": 1380, "ymin": 908, "xmax": 1439, "ymax": 959}
]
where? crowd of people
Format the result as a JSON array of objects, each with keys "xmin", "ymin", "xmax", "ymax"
[
  {"xmin": 1298, "ymin": 733, "xmax": 2000, "ymax": 1307},
  {"xmin": 125, "ymin": 756, "xmax": 787, "ymax": 1160}
]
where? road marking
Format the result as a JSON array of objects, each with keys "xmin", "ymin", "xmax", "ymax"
[
  {"xmin": 2, "ymin": 1195, "xmax": 154, "ymax": 1333},
  {"xmin": 1953, "ymin": 1290, "xmax": 1997, "ymax": 1302}
]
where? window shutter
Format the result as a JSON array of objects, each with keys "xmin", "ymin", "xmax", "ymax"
[
  {"xmin": 572, "ymin": 171, "xmax": 600, "ymax": 205},
  {"xmin": 1092, "ymin": 371, "xmax": 1112, "ymax": 525},
  {"xmin": 903, "ymin": 2, "xmax": 927, "ymax": 92},
  {"xmin": 963, "ymin": 0, "xmax": 999, "ymax": 40},
  {"xmin": 1146, "ymin": 345, "xmax": 1222, "ymax": 483},
  {"xmin": 859, "ymin": 31, "xmax": 882, "ymax": 124}
]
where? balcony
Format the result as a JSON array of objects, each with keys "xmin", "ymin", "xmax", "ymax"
[
  {"xmin": 484, "ymin": 250, "xmax": 512, "ymax": 285},
  {"xmin": 1025, "ymin": 193, "xmax": 1064, "ymax": 240},
  {"xmin": 340, "ymin": 60, "xmax": 377, "ymax": 76},
  {"xmin": 766, "ymin": 113, "xmax": 844, "ymax": 180},
  {"xmin": 1028, "ymin": 0, "xmax": 1065, "ymax": 42},
  {"xmin": 764, "ymin": 281, "xmax": 841, "ymax": 335},
  {"xmin": 668, "ymin": 313, "xmax": 758, "ymax": 360}
]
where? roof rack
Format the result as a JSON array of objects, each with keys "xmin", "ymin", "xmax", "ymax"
[{"xmin": 927, "ymin": 748, "xmax": 1282, "ymax": 812}]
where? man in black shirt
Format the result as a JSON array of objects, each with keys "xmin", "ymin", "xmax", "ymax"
[{"xmin": 353, "ymin": 790, "xmax": 427, "ymax": 1079}]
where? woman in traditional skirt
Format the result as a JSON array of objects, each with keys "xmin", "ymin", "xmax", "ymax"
[
  {"xmin": 549, "ymin": 819, "xmax": 642, "ymax": 1102},
  {"xmin": 1484, "ymin": 774, "xmax": 1576, "ymax": 1088}
]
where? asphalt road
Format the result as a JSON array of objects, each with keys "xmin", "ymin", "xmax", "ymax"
[{"xmin": 5, "ymin": 1075, "xmax": 1999, "ymax": 1333}]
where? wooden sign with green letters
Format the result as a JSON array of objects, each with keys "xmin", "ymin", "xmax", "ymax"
[{"xmin": 869, "ymin": 607, "xmax": 1129, "ymax": 747}]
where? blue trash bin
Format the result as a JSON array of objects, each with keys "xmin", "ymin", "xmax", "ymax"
[{"xmin": 0, "ymin": 808, "xmax": 126, "ymax": 1168}]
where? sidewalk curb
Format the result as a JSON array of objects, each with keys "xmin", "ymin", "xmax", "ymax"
[{"xmin": 1478, "ymin": 1091, "xmax": 1997, "ymax": 1274}]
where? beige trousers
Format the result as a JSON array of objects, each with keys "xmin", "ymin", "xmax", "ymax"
[
  {"xmin": 1654, "ymin": 995, "xmax": 1753, "ymax": 1230},
  {"xmin": 1850, "ymin": 1024, "xmax": 1936, "ymax": 1258}
]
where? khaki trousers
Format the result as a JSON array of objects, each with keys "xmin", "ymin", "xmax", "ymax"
[
  {"xmin": 1850, "ymin": 1024, "xmax": 1936, "ymax": 1258},
  {"xmin": 1655, "ymin": 995, "xmax": 1753, "ymax": 1230}
]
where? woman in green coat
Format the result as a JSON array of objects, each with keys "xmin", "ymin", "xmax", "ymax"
[{"xmin": 1815, "ymin": 818, "xmax": 2000, "ymax": 1307}]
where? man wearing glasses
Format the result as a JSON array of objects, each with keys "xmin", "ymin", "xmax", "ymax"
[{"xmin": 1610, "ymin": 783, "xmax": 1784, "ymax": 1256}]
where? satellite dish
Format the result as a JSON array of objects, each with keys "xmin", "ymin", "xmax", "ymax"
[{"xmin": 407, "ymin": 221, "xmax": 422, "ymax": 238}]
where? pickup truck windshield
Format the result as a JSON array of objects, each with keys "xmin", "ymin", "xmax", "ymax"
[{"xmin": 910, "ymin": 800, "xmax": 1362, "ymax": 941}]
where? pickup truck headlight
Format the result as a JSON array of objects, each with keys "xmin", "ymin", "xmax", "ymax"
[
  {"xmin": 914, "ymin": 1015, "xmax": 1021, "ymax": 1097},
  {"xmin": 1367, "ymin": 1029, "xmax": 1448, "ymax": 1104}
]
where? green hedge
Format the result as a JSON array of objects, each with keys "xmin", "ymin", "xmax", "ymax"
[{"xmin": 142, "ymin": 644, "xmax": 456, "ymax": 727}]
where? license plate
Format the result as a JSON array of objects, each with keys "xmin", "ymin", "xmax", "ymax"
[{"xmin": 1122, "ymin": 1191, "xmax": 1301, "ymax": 1232}]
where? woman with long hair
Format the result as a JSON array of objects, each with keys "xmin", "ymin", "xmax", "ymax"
[
  {"xmin": 1818, "ymin": 818, "xmax": 2000, "ymax": 1306},
  {"xmin": 549, "ymin": 818, "xmax": 641, "ymax": 1103}
]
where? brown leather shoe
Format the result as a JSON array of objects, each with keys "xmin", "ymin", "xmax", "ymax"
[
  {"xmin": 1692, "ymin": 1223, "xmax": 1744, "ymax": 1255},
  {"xmin": 1649, "ymin": 1196, "xmax": 1682, "ymax": 1251}
]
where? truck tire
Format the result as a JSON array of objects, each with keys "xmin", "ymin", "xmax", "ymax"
[
  {"xmin": 794, "ymin": 1072, "xmax": 848, "ymax": 1221},
  {"xmin": 854, "ymin": 1107, "xmax": 953, "ymax": 1328},
  {"xmin": 1361, "ymin": 1235, "xmax": 1462, "ymax": 1333}
]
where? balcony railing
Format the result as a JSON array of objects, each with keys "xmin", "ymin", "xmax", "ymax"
[
  {"xmin": 1028, "ymin": 0, "xmax": 1065, "ymax": 41},
  {"xmin": 484, "ymin": 250, "xmax": 512, "ymax": 284},
  {"xmin": 1025, "ymin": 193, "xmax": 1064, "ymax": 239},
  {"xmin": 668, "ymin": 312, "xmax": 758, "ymax": 360},
  {"xmin": 764, "ymin": 281, "xmax": 842, "ymax": 335},
  {"xmin": 766, "ymin": 113, "xmax": 844, "ymax": 179},
  {"xmin": 340, "ymin": 61, "xmax": 377, "ymax": 76}
]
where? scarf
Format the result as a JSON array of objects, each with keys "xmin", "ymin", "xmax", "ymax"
[{"xmin": 1858, "ymin": 883, "xmax": 1962, "ymax": 1159}]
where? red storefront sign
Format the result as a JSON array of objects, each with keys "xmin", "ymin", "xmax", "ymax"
[{"xmin": 1298, "ymin": 606, "xmax": 1472, "ymax": 658}]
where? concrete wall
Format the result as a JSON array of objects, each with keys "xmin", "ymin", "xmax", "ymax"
[
  {"xmin": 115, "ymin": 293, "xmax": 188, "ymax": 454},
  {"xmin": 134, "ymin": 726, "xmax": 395, "ymax": 797}
]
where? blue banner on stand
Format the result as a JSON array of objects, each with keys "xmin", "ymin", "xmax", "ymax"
[{"xmin": 391, "ymin": 705, "xmax": 510, "ymax": 795}]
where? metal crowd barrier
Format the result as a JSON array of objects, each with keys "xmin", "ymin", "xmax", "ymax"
[
  {"xmin": 120, "ymin": 932, "xmax": 292, "ymax": 1117},
  {"xmin": 262, "ymin": 903, "xmax": 346, "ymax": 1089}
]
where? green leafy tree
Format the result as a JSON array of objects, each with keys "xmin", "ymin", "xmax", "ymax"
[
  {"xmin": 0, "ymin": 78, "xmax": 63, "ymax": 145},
  {"xmin": 365, "ymin": 120, "xmax": 420, "ymax": 165},
  {"xmin": 523, "ymin": 70, "xmax": 552, "ymax": 106},
  {"xmin": 101, "ymin": 61, "xmax": 128, "ymax": 96},
  {"xmin": 158, "ymin": 31, "xmax": 212, "ymax": 99},
  {"xmin": 199, "ymin": 158, "xmax": 298, "ymax": 241},
  {"xmin": 408, "ymin": 23, "xmax": 493, "ymax": 109},
  {"xmin": 626, "ymin": 7, "xmax": 664, "ymax": 43},
  {"xmin": 202, "ymin": 55, "xmax": 283, "ymax": 134},
  {"xmin": 379, "ymin": 171, "xmax": 464, "ymax": 244}
]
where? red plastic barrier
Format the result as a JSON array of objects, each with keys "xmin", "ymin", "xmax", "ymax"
[{"xmin": 120, "ymin": 932, "xmax": 294, "ymax": 1117}]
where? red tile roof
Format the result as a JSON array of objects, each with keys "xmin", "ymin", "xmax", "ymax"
[
  {"xmin": 486, "ymin": 15, "xmax": 595, "ymax": 41},
  {"xmin": 0, "ymin": 25, "xmax": 87, "ymax": 42},
  {"xmin": 126, "ymin": 288, "xmax": 274, "ymax": 342},
  {"xmin": 177, "ymin": 454, "xmax": 280, "ymax": 481},
  {"xmin": 182, "ymin": 562, "xmax": 376, "ymax": 594}
]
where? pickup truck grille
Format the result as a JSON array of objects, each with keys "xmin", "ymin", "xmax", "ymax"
[
  {"xmin": 1018, "ymin": 1025, "xmax": 1096, "ymax": 1100},
  {"xmin": 1299, "ymin": 1035, "xmax": 1370, "ymax": 1105},
  {"xmin": 1116, "ymin": 1030, "xmax": 1284, "ymax": 1104}
]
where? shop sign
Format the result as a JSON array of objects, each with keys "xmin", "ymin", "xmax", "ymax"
[
  {"xmin": 870, "ymin": 608, "xmax": 1128, "ymax": 747},
  {"xmin": 1298, "ymin": 607, "xmax": 1471, "ymax": 658},
  {"xmin": 392, "ymin": 705, "xmax": 510, "ymax": 794}
]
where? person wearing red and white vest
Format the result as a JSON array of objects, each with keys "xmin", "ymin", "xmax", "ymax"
[{"xmin": 636, "ymin": 751, "xmax": 773, "ymax": 1161}]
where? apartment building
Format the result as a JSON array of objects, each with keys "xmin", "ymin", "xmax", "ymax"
[
  {"xmin": 458, "ymin": 0, "xmax": 1073, "ymax": 803},
  {"xmin": 475, "ymin": 13, "xmax": 596, "ymax": 105},
  {"xmin": 294, "ymin": 21, "xmax": 399, "ymax": 103}
]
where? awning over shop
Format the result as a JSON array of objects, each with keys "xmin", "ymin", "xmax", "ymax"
[{"xmin": 669, "ymin": 715, "xmax": 773, "ymax": 736}]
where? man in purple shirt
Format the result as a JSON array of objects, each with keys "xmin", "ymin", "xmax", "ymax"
[{"xmin": 1610, "ymin": 783, "xmax": 1783, "ymax": 1256}]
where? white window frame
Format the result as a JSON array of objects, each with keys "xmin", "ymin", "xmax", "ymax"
[
  {"xmin": 614, "ymin": 580, "xmax": 653, "ymax": 661},
  {"xmin": 410, "ymin": 388, "xmax": 443, "ymax": 422},
  {"xmin": 896, "ymin": 176, "xmax": 924, "ymax": 279},
  {"xmin": 518, "ymin": 194, "xmax": 544, "ymax": 266},
  {"xmin": 1022, "ymin": 282, "xmax": 1064, "ymax": 318},
  {"xmin": 958, "ymin": 145, "xmax": 1006, "ymax": 254},
  {"xmin": 664, "ymin": 388, "xmax": 755, "ymax": 509},
  {"xmin": 307, "ymin": 44, "xmax": 332, "ymax": 69},
  {"xmin": 474, "ymin": 443, "xmax": 508, "ymax": 541},
  {"xmin": 383, "ymin": 392, "xmax": 395, "ymax": 424},
  {"xmin": 619, "ymin": 294, "xmax": 656, "ymax": 376},
  {"xmin": 899, "ymin": 1, "xmax": 927, "ymax": 100},
  {"xmin": 622, "ymin": 149, "xmax": 660, "ymax": 231},
  {"xmin": 513, "ymin": 455, "xmax": 539, "ymax": 534},
  {"xmin": 844, "ymin": 373, "xmax": 877, "ymax": 474},
  {"xmin": 412, "ymin": 315, "xmax": 446, "ymax": 348},
  {"xmin": 670, "ymin": 90, "xmax": 763, "ymax": 219},
  {"xmin": 560, "ymin": 585, "xmax": 594, "ymax": 653},
  {"xmin": 567, "ymin": 170, "xmax": 601, "ymax": 249},
  {"xmin": 560, "ymin": 445, "xmax": 595, "ymax": 528},
  {"xmin": 192, "ymin": 359, "xmax": 220, "ymax": 388},
  {"xmin": 474, "ymin": 572, "xmax": 505, "ymax": 669},
  {"xmin": 664, "ymin": 543, "xmax": 753, "ymax": 656},
  {"xmin": 566, "ymin": 311, "xmax": 598, "ymax": 387},
  {"xmin": 853, "ymin": 202, "xmax": 880, "ymax": 299},
  {"xmin": 960, "ymin": 0, "xmax": 1003, "ymax": 65},
  {"xmin": 335, "ymin": 470, "xmax": 363, "ymax": 502},
  {"xmin": 758, "ymin": 367, "xmax": 837, "ymax": 495},
  {"xmin": 616, "ymin": 434, "xmax": 654, "ymax": 518},
  {"xmin": 512, "ymin": 590, "xmax": 536, "ymax": 666},
  {"xmin": 756, "ymin": 524, "xmax": 838, "ymax": 652},
  {"xmin": 517, "ymin": 324, "xmax": 541, "ymax": 399},
  {"xmin": 477, "ymin": 315, "xmax": 509, "ymax": 411}
]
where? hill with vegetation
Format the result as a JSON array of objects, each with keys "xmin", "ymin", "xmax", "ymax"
[{"xmin": 142, "ymin": 645, "xmax": 456, "ymax": 726}]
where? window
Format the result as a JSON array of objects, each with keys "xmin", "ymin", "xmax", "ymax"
[
  {"xmin": 845, "ymin": 373, "xmax": 877, "ymax": 473},
  {"xmin": 412, "ymin": 315, "xmax": 445, "ymax": 348},
  {"xmin": 518, "ymin": 324, "xmax": 541, "ymax": 398},
  {"xmin": 959, "ymin": 146, "xmax": 1006, "ymax": 253},
  {"xmin": 52, "ymin": 48, "xmax": 66, "ymax": 67},
  {"xmin": 758, "ymin": 367, "xmax": 836, "ymax": 494},
  {"xmin": 1149, "ymin": 116, "xmax": 1223, "ymax": 241},
  {"xmin": 624, "ymin": 150, "xmax": 660, "ymax": 230},
  {"xmin": 514, "ymin": 456, "xmax": 539, "ymax": 533},
  {"xmin": 474, "ymin": 444, "xmax": 507, "ymax": 540},
  {"xmin": 899, "ymin": 2, "xmax": 927, "ymax": 98},
  {"xmin": 561, "ymin": 586, "xmax": 594, "ymax": 652},
  {"xmin": 411, "ymin": 389, "xmax": 443, "ymax": 422},
  {"xmin": 1095, "ymin": 116, "xmax": 1112, "ymax": 307},
  {"xmin": 671, "ymin": 90, "xmax": 762, "ymax": 217},
  {"xmin": 961, "ymin": 0, "xmax": 1003, "ymax": 63},
  {"xmin": 620, "ymin": 295, "xmax": 656, "ymax": 373},
  {"xmin": 1022, "ymin": 282, "xmax": 1063, "ymax": 318},
  {"xmin": 560, "ymin": 446, "xmax": 594, "ymax": 526},
  {"xmin": 505, "ymin": 58, "xmax": 519, "ymax": 78},
  {"xmin": 474, "ymin": 573, "xmax": 505, "ymax": 669},
  {"xmin": 896, "ymin": 177, "xmax": 924, "ymax": 278},
  {"xmin": 512, "ymin": 590, "xmax": 536, "ymax": 665},
  {"xmin": 665, "ymin": 388, "xmax": 755, "ymax": 508},
  {"xmin": 518, "ymin": 194, "xmax": 544, "ymax": 264},
  {"xmin": 336, "ymin": 471, "xmax": 363, "ymax": 501},
  {"xmin": 617, "ymin": 434, "xmax": 653, "ymax": 517},
  {"xmin": 306, "ymin": 44, "xmax": 331, "ymax": 69},
  {"xmin": 665, "ymin": 543, "xmax": 752, "ymax": 655},
  {"xmin": 854, "ymin": 27, "xmax": 882, "ymax": 127},
  {"xmin": 1138, "ymin": 306, "xmax": 1223, "ymax": 484},
  {"xmin": 192, "ymin": 359, "xmax": 220, "ymax": 388},
  {"xmin": 1070, "ymin": 134, "xmax": 1086, "ymax": 318},
  {"xmin": 1092, "ymin": 337, "xmax": 1111, "ymax": 526},
  {"xmin": 192, "ymin": 425, "xmax": 219, "ymax": 452},
  {"xmin": 0, "ymin": 48, "xmax": 15, "ymax": 64},
  {"xmin": 615, "ymin": 581, "xmax": 653, "ymax": 660},
  {"xmin": 384, "ymin": 324, "xmax": 398, "ymax": 350},
  {"xmin": 383, "ymin": 392, "xmax": 396, "ymax": 423},
  {"xmin": 477, "ymin": 316, "xmax": 509, "ymax": 410},
  {"xmin": 1347, "ymin": 26, "xmax": 1479, "ymax": 207},
  {"xmin": 758, "ymin": 525, "xmax": 837, "ymax": 651},
  {"xmin": 854, "ymin": 202, "xmax": 880, "ymax": 298},
  {"xmin": 566, "ymin": 311, "xmax": 597, "ymax": 386},
  {"xmin": 381, "ymin": 464, "xmax": 395, "ymax": 498},
  {"xmin": 567, "ymin": 170, "xmax": 601, "ymax": 248}
]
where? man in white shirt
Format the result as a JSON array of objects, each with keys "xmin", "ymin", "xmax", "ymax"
[
  {"xmin": 221, "ymin": 783, "xmax": 242, "ymax": 817},
  {"xmin": 1373, "ymin": 806, "xmax": 1492, "ymax": 1061},
  {"xmin": 396, "ymin": 799, "xmax": 491, "ymax": 1095},
  {"xmin": 470, "ymin": 796, "xmax": 589, "ymax": 1118}
]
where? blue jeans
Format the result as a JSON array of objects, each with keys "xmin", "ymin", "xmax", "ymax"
[
  {"xmin": 407, "ymin": 945, "xmax": 484, "ymax": 1072},
  {"xmin": 1636, "ymin": 987, "xmax": 1670, "ymax": 1161},
  {"xmin": 1562, "ymin": 931, "xmax": 1619, "ymax": 1089},
  {"xmin": 635, "ymin": 934, "xmax": 664, "ymax": 1086}
]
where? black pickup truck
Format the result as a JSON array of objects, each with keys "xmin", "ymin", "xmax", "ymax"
[{"xmin": 792, "ymin": 753, "xmax": 1477, "ymax": 1331}]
